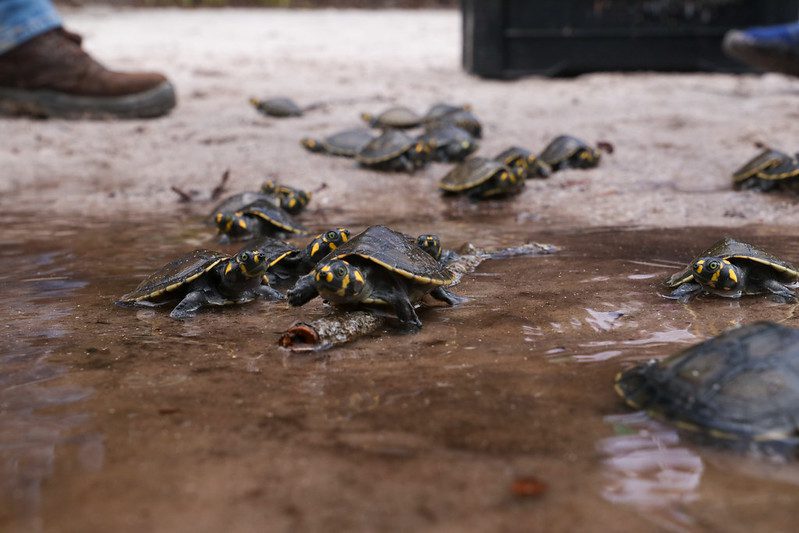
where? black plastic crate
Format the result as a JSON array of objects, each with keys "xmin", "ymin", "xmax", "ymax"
[{"xmin": 462, "ymin": 0, "xmax": 799, "ymax": 78}]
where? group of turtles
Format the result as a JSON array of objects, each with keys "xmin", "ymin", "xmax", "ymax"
[{"xmin": 116, "ymin": 98, "xmax": 799, "ymax": 457}]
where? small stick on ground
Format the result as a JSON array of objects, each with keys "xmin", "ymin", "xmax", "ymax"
[
  {"xmin": 210, "ymin": 169, "xmax": 230, "ymax": 200},
  {"xmin": 170, "ymin": 186, "xmax": 194, "ymax": 203}
]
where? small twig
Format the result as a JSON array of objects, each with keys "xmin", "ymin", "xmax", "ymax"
[
  {"xmin": 210, "ymin": 169, "xmax": 230, "ymax": 200},
  {"xmin": 171, "ymin": 186, "xmax": 194, "ymax": 203}
]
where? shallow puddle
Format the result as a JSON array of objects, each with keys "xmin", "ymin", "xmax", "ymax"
[{"xmin": 3, "ymin": 212, "xmax": 799, "ymax": 532}]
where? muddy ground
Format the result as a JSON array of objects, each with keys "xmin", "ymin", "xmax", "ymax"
[{"xmin": 5, "ymin": 7, "xmax": 799, "ymax": 533}]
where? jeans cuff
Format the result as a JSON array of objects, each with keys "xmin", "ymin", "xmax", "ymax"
[{"xmin": 0, "ymin": 12, "xmax": 62, "ymax": 56}]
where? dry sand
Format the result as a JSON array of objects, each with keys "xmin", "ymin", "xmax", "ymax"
[{"xmin": 4, "ymin": 7, "xmax": 799, "ymax": 228}]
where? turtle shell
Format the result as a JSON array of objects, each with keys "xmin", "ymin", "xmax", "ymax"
[
  {"xmin": 420, "ymin": 123, "xmax": 474, "ymax": 149},
  {"xmin": 356, "ymin": 129, "xmax": 416, "ymax": 164},
  {"xmin": 615, "ymin": 321, "xmax": 799, "ymax": 450},
  {"xmin": 209, "ymin": 192, "xmax": 276, "ymax": 220},
  {"xmin": 251, "ymin": 237, "xmax": 300, "ymax": 268},
  {"xmin": 326, "ymin": 225, "xmax": 454, "ymax": 286},
  {"xmin": 539, "ymin": 135, "xmax": 599, "ymax": 168},
  {"xmin": 428, "ymin": 109, "xmax": 482, "ymax": 138},
  {"xmin": 665, "ymin": 237, "xmax": 799, "ymax": 288},
  {"xmin": 118, "ymin": 250, "xmax": 227, "ymax": 303},
  {"xmin": 439, "ymin": 157, "xmax": 509, "ymax": 192},
  {"xmin": 240, "ymin": 200, "xmax": 307, "ymax": 235},
  {"xmin": 252, "ymin": 97, "xmax": 303, "ymax": 117},
  {"xmin": 362, "ymin": 106, "xmax": 423, "ymax": 129},
  {"xmin": 319, "ymin": 128, "xmax": 376, "ymax": 157},
  {"xmin": 732, "ymin": 149, "xmax": 793, "ymax": 184},
  {"xmin": 423, "ymin": 103, "xmax": 468, "ymax": 122}
]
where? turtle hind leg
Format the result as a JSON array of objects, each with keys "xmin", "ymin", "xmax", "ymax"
[
  {"xmin": 258, "ymin": 284, "xmax": 285, "ymax": 301},
  {"xmin": 665, "ymin": 282, "xmax": 702, "ymax": 303},
  {"xmin": 170, "ymin": 290, "xmax": 209, "ymax": 319},
  {"xmin": 760, "ymin": 278, "xmax": 797, "ymax": 303},
  {"xmin": 384, "ymin": 291, "xmax": 422, "ymax": 329},
  {"xmin": 430, "ymin": 286, "xmax": 467, "ymax": 306}
]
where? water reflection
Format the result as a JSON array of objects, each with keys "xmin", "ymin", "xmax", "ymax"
[{"xmin": 599, "ymin": 412, "xmax": 703, "ymax": 532}]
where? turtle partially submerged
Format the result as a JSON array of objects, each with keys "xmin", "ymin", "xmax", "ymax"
[
  {"xmin": 665, "ymin": 237, "xmax": 799, "ymax": 302},
  {"xmin": 361, "ymin": 106, "xmax": 423, "ymax": 129},
  {"xmin": 355, "ymin": 129, "xmax": 431, "ymax": 173},
  {"xmin": 301, "ymin": 128, "xmax": 376, "ymax": 158},
  {"xmin": 250, "ymin": 97, "xmax": 304, "ymax": 118},
  {"xmin": 495, "ymin": 146, "xmax": 552, "ymax": 179},
  {"xmin": 253, "ymin": 228, "xmax": 350, "ymax": 289},
  {"xmin": 615, "ymin": 321, "xmax": 799, "ymax": 455},
  {"xmin": 417, "ymin": 124, "xmax": 478, "ymax": 163},
  {"xmin": 539, "ymin": 135, "xmax": 601, "ymax": 171},
  {"xmin": 732, "ymin": 148, "xmax": 799, "ymax": 192},
  {"xmin": 439, "ymin": 157, "xmax": 524, "ymax": 200},
  {"xmin": 215, "ymin": 199, "xmax": 306, "ymax": 242},
  {"xmin": 287, "ymin": 225, "xmax": 462, "ymax": 327},
  {"xmin": 116, "ymin": 247, "xmax": 282, "ymax": 319}
]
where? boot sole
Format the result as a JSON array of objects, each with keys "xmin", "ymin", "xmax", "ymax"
[
  {"xmin": 0, "ymin": 81, "xmax": 176, "ymax": 119},
  {"xmin": 723, "ymin": 32, "xmax": 799, "ymax": 77}
]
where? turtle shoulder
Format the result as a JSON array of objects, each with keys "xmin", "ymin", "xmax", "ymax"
[
  {"xmin": 330, "ymin": 225, "xmax": 454, "ymax": 285},
  {"xmin": 120, "ymin": 250, "xmax": 226, "ymax": 302}
]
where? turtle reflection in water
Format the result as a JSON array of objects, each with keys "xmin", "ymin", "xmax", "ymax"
[
  {"xmin": 665, "ymin": 237, "xmax": 799, "ymax": 302},
  {"xmin": 116, "ymin": 247, "xmax": 283, "ymax": 319},
  {"xmin": 616, "ymin": 321, "xmax": 799, "ymax": 456},
  {"xmin": 287, "ymin": 225, "xmax": 463, "ymax": 328}
]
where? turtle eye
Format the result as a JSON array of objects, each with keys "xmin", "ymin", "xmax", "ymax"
[
  {"xmin": 326, "ymin": 230, "xmax": 338, "ymax": 241},
  {"xmin": 335, "ymin": 266, "xmax": 347, "ymax": 278},
  {"xmin": 239, "ymin": 252, "xmax": 251, "ymax": 263},
  {"xmin": 708, "ymin": 260, "xmax": 720, "ymax": 270}
]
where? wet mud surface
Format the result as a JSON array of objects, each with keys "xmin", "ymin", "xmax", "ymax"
[{"xmin": 4, "ymin": 213, "xmax": 799, "ymax": 532}]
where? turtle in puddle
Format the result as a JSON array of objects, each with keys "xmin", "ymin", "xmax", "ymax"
[
  {"xmin": 215, "ymin": 199, "xmax": 306, "ymax": 242},
  {"xmin": 732, "ymin": 148, "xmax": 799, "ymax": 192},
  {"xmin": 250, "ymin": 97, "xmax": 304, "ymax": 118},
  {"xmin": 301, "ymin": 128, "xmax": 376, "ymax": 158},
  {"xmin": 116, "ymin": 246, "xmax": 283, "ymax": 319},
  {"xmin": 361, "ymin": 106, "xmax": 424, "ymax": 129},
  {"xmin": 287, "ymin": 225, "xmax": 463, "ymax": 328},
  {"xmin": 495, "ymin": 146, "xmax": 552, "ymax": 180},
  {"xmin": 615, "ymin": 321, "xmax": 799, "ymax": 455},
  {"xmin": 539, "ymin": 135, "xmax": 601, "ymax": 171},
  {"xmin": 417, "ymin": 124, "xmax": 478, "ymax": 163},
  {"xmin": 439, "ymin": 157, "xmax": 524, "ymax": 200},
  {"xmin": 355, "ymin": 129, "xmax": 431, "ymax": 173},
  {"xmin": 252, "ymin": 228, "xmax": 350, "ymax": 289},
  {"xmin": 664, "ymin": 237, "xmax": 799, "ymax": 302}
]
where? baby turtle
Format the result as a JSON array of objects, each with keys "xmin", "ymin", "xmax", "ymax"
[
  {"xmin": 616, "ymin": 321, "xmax": 799, "ymax": 455},
  {"xmin": 665, "ymin": 237, "xmax": 799, "ymax": 302},
  {"xmin": 215, "ymin": 199, "xmax": 306, "ymax": 242},
  {"xmin": 495, "ymin": 146, "xmax": 552, "ymax": 179},
  {"xmin": 427, "ymin": 108, "xmax": 482, "ymax": 139},
  {"xmin": 260, "ymin": 180, "xmax": 311, "ymax": 215},
  {"xmin": 287, "ymin": 225, "xmax": 462, "ymax": 328},
  {"xmin": 301, "ymin": 128, "xmax": 376, "ymax": 158},
  {"xmin": 417, "ymin": 124, "xmax": 478, "ymax": 163},
  {"xmin": 361, "ymin": 106, "xmax": 423, "ymax": 129},
  {"xmin": 539, "ymin": 135, "xmax": 601, "ymax": 171},
  {"xmin": 732, "ymin": 148, "xmax": 799, "ymax": 192},
  {"xmin": 439, "ymin": 157, "xmax": 524, "ymax": 200},
  {"xmin": 416, "ymin": 234, "xmax": 459, "ymax": 265},
  {"xmin": 423, "ymin": 103, "xmax": 470, "ymax": 122},
  {"xmin": 355, "ymin": 129, "xmax": 431, "ymax": 173},
  {"xmin": 116, "ymin": 247, "xmax": 282, "ymax": 319},
  {"xmin": 250, "ymin": 97, "xmax": 304, "ymax": 118},
  {"xmin": 253, "ymin": 228, "xmax": 350, "ymax": 289}
]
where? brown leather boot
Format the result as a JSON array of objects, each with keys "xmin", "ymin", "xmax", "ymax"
[{"xmin": 0, "ymin": 28, "xmax": 176, "ymax": 119}]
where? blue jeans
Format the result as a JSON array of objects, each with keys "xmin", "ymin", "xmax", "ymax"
[{"xmin": 0, "ymin": 0, "xmax": 62, "ymax": 55}]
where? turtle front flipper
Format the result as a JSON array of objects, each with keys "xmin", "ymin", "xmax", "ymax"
[
  {"xmin": 258, "ymin": 284, "xmax": 285, "ymax": 301},
  {"xmin": 430, "ymin": 286, "xmax": 466, "ymax": 307},
  {"xmin": 385, "ymin": 290, "xmax": 422, "ymax": 329},
  {"xmin": 287, "ymin": 274, "xmax": 319, "ymax": 306},
  {"xmin": 665, "ymin": 282, "xmax": 703, "ymax": 302},
  {"xmin": 170, "ymin": 290, "xmax": 210, "ymax": 319}
]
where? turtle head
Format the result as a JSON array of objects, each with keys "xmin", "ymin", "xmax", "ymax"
[
  {"xmin": 579, "ymin": 148, "xmax": 601, "ymax": 167},
  {"xmin": 280, "ymin": 189, "xmax": 311, "ymax": 214},
  {"xmin": 360, "ymin": 112, "xmax": 376, "ymax": 126},
  {"xmin": 307, "ymin": 228, "xmax": 351, "ymax": 262},
  {"xmin": 215, "ymin": 211, "xmax": 251, "ymax": 237},
  {"xmin": 417, "ymin": 234, "xmax": 442, "ymax": 262},
  {"xmin": 691, "ymin": 256, "xmax": 745, "ymax": 293},
  {"xmin": 411, "ymin": 140, "xmax": 433, "ymax": 165},
  {"xmin": 224, "ymin": 249, "xmax": 266, "ymax": 279},
  {"xmin": 248, "ymin": 97, "xmax": 262, "ymax": 109},
  {"xmin": 300, "ymin": 137, "xmax": 323, "ymax": 152},
  {"xmin": 314, "ymin": 260, "xmax": 365, "ymax": 302},
  {"xmin": 260, "ymin": 180, "xmax": 278, "ymax": 194}
]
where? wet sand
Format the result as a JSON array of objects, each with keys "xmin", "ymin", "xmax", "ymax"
[{"xmin": 5, "ymin": 7, "xmax": 799, "ymax": 533}]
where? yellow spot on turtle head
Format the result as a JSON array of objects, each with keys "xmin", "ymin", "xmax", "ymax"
[
  {"xmin": 249, "ymin": 97, "xmax": 259, "ymax": 107},
  {"xmin": 728, "ymin": 268, "xmax": 738, "ymax": 283},
  {"xmin": 238, "ymin": 219, "xmax": 247, "ymax": 230},
  {"xmin": 460, "ymin": 140, "xmax": 470, "ymax": 149},
  {"xmin": 695, "ymin": 264, "xmax": 703, "ymax": 274},
  {"xmin": 697, "ymin": 260, "xmax": 705, "ymax": 265},
  {"xmin": 326, "ymin": 272, "xmax": 334, "ymax": 283},
  {"xmin": 354, "ymin": 270, "xmax": 364, "ymax": 283},
  {"xmin": 500, "ymin": 172, "xmax": 509, "ymax": 182},
  {"xmin": 225, "ymin": 262, "xmax": 233, "ymax": 275},
  {"xmin": 311, "ymin": 242, "xmax": 320, "ymax": 257},
  {"xmin": 340, "ymin": 230, "xmax": 349, "ymax": 242},
  {"xmin": 709, "ymin": 270, "xmax": 721, "ymax": 287},
  {"xmin": 315, "ymin": 272, "xmax": 321, "ymax": 282},
  {"xmin": 215, "ymin": 213, "xmax": 223, "ymax": 224},
  {"xmin": 329, "ymin": 243, "xmax": 337, "ymax": 251}
]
